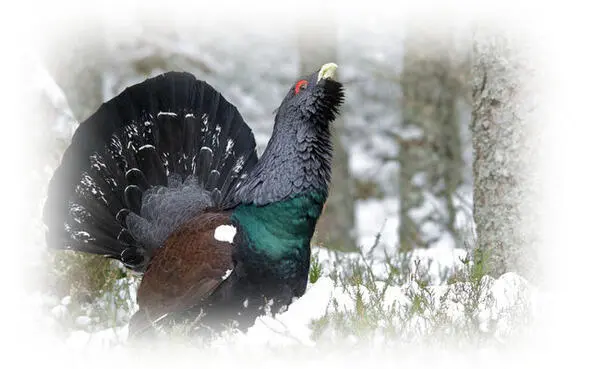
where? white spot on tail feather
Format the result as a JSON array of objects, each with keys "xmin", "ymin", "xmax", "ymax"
[
  {"xmin": 233, "ymin": 156, "xmax": 246, "ymax": 173},
  {"xmin": 225, "ymin": 139, "xmax": 234, "ymax": 154},
  {"xmin": 157, "ymin": 111, "xmax": 177, "ymax": 117},
  {"xmin": 214, "ymin": 225, "xmax": 236, "ymax": 243},
  {"xmin": 200, "ymin": 146, "xmax": 213, "ymax": 156},
  {"xmin": 125, "ymin": 168, "xmax": 140, "ymax": 177},
  {"xmin": 138, "ymin": 144, "xmax": 155, "ymax": 151}
]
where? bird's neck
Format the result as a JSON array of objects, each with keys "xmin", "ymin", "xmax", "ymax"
[{"xmin": 235, "ymin": 120, "xmax": 333, "ymax": 206}]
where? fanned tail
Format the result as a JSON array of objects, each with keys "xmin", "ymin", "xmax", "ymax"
[{"xmin": 43, "ymin": 72, "xmax": 258, "ymax": 271}]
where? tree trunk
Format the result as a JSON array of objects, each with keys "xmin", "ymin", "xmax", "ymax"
[
  {"xmin": 398, "ymin": 23, "xmax": 467, "ymax": 251},
  {"xmin": 298, "ymin": 14, "xmax": 357, "ymax": 252},
  {"xmin": 471, "ymin": 26, "xmax": 540, "ymax": 281}
]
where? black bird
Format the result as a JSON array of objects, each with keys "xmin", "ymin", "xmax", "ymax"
[{"xmin": 43, "ymin": 63, "xmax": 344, "ymax": 337}]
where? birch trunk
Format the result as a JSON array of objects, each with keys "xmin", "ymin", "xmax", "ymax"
[
  {"xmin": 471, "ymin": 27, "xmax": 541, "ymax": 280},
  {"xmin": 398, "ymin": 23, "xmax": 467, "ymax": 251}
]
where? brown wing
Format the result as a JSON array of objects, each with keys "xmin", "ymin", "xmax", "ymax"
[{"xmin": 136, "ymin": 211, "xmax": 235, "ymax": 321}]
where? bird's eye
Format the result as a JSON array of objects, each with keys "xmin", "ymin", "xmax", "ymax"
[{"xmin": 295, "ymin": 80, "xmax": 308, "ymax": 94}]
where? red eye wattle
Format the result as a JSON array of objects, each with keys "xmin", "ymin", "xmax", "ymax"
[{"xmin": 295, "ymin": 80, "xmax": 308, "ymax": 94}]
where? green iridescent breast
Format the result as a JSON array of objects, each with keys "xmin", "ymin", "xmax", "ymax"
[{"xmin": 231, "ymin": 191, "xmax": 326, "ymax": 260}]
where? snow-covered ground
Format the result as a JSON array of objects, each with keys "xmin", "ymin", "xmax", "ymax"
[{"xmin": 22, "ymin": 244, "xmax": 538, "ymax": 353}]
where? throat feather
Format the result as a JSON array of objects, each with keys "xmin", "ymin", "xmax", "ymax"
[{"xmin": 234, "ymin": 119, "xmax": 332, "ymax": 206}]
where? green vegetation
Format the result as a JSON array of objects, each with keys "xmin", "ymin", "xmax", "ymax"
[{"xmin": 44, "ymin": 250, "xmax": 140, "ymax": 335}]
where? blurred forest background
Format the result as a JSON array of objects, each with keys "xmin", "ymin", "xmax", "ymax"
[{"xmin": 22, "ymin": 7, "xmax": 541, "ymax": 339}]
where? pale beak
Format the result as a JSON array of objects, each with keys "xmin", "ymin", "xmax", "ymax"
[{"xmin": 317, "ymin": 62, "xmax": 338, "ymax": 82}]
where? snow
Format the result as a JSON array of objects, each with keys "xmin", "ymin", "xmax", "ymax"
[
  {"xmin": 40, "ymin": 263, "xmax": 537, "ymax": 353},
  {"xmin": 32, "ymin": 59, "xmax": 74, "ymax": 121},
  {"xmin": 61, "ymin": 296, "xmax": 71, "ymax": 305},
  {"xmin": 234, "ymin": 270, "xmax": 536, "ymax": 349},
  {"xmin": 74, "ymin": 316, "xmax": 92, "ymax": 327},
  {"xmin": 355, "ymin": 197, "xmax": 399, "ymax": 254},
  {"xmin": 65, "ymin": 326, "xmax": 128, "ymax": 350},
  {"xmin": 50, "ymin": 305, "xmax": 68, "ymax": 319}
]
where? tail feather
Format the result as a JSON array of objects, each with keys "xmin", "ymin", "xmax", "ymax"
[{"xmin": 44, "ymin": 71, "xmax": 258, "ymax": 271}]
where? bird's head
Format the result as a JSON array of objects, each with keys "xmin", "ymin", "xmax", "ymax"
[
  {"xmin": 234, "ymin": 63, "xmax": 344, "ymax": 205},
  {"xmin": 274, "ymin": 62, "xmax": 345, "ymax": 127}
]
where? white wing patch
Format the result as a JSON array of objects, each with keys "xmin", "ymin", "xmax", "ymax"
[
  {"xmin": 221, "ymin": 269, "xmax": 233, "ymax": 281},
  {"xmin": 214, "ymin": 225, "xmax": 237, "ymax": 243}
]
